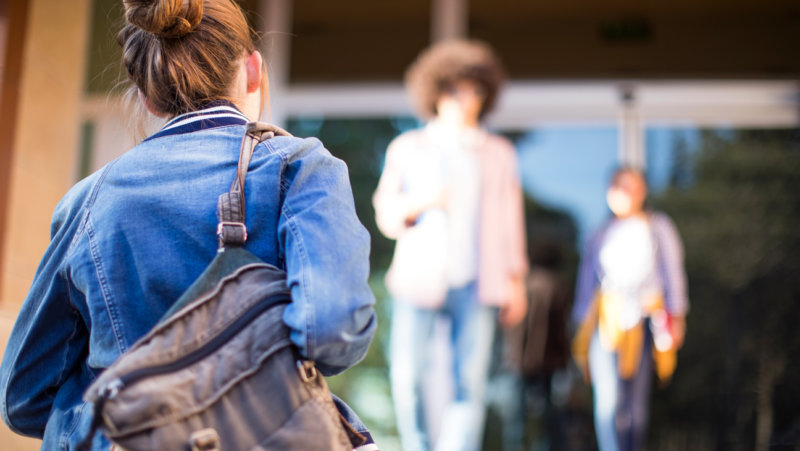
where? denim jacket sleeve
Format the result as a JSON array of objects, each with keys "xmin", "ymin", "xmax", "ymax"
[
  {"xmin": 0, "ymin": 176, "xmax": 95, "ymax": 437},
  {"xmin": 274, "ymin": 137, "xmax": 377, "ymax": 376}
]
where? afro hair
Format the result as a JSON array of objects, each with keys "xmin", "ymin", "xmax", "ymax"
[{"xmin": 404, "ymin": 39, "xmax": 506, "ymax": 121}]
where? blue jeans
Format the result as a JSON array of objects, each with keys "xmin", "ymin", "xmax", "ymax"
[
  {"xmin": 390, "ymin": 282, "xmax": 496, "ymax": 451},
  {"xmin": 589, "ymin": 327, "xmax": 654, "ymax": 451}
]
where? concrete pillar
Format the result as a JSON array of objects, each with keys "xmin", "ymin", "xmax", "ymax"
[
  {"xmin": 431, "ymin": 0, "xmax": 468, "ymax": 42},
  {"xmin": 257, "ymin": 0, "xmax": 293, "ymax": 128},
  {"xmin": 0, "ymin": 0, "xmax": 91, "ymax": 309},
  {"xmin": 0, "ymin": 1, "xmax": 29, "ymax": 302},
  {"xmin": 618, "ymin": 85, "xmax": 646, "ymax": 168},
  {"xmin": 0, "ymin": 1, "xmax": 91, "ymax": 448}
]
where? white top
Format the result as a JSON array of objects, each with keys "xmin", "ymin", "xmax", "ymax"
[
  {"xmin": 599, "ymin": 216, "xmax": 662, "ymax": 329},
  {"xmin": 425, "ymin": 121, "xmax": 482, "ymax": 287}
]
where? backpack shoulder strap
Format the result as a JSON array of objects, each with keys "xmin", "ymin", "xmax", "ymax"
[{"xmin": 217, "ymin": 122, "xmax": 292, "ymax": 248}]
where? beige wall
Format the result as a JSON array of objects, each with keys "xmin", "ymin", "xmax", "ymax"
[
  {"xmin": 0, "ymin": 0, "xmax": 91, "ymax": 448},
  {"xmin": 0, "ymin": 0, "xmax": 90, "ymax": 308}
]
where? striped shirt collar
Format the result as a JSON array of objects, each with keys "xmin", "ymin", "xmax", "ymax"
[{"xmin": 144, "ymin": 100, "xmax": 250, "ymax": 142}]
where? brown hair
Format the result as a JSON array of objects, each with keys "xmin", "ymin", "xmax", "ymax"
[
  {"xmin": 610, "ymin": 166, "xmax": 649, "ymax": 189},
  {"xmin": 404, "ymin": 39, "xmax": 506, "ymax": 121},
  {"xmin": 118, "ymin": 0, "xmax": 262, "ymax": 118}
]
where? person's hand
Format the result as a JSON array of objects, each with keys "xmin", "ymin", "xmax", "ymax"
[
  {"xmin": 499, "ymin": 275, "xmax": 527, "ymax": 328},
  {"xmin": 670, "ymin": 315, "xmax": 686, "ymax": 349},
  {"xmin": 405, "ymin": 188, "xmax": 448, "ymax": 225}
]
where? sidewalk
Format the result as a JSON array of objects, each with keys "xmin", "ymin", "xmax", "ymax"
[{"xmin": 0, "ymin": 307, "xmax": 41, "ymax": 451}]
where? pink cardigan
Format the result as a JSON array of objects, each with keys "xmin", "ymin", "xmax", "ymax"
[{"xmin": 373, "ymin": 127, "xmax": 528, "ymax": 306}]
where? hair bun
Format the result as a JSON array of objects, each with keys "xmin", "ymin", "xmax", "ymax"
[{"xmin": 123, "ymin": 0, "xmax": 203, "ymax": 39}]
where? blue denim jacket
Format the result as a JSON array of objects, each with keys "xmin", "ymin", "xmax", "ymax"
[{"xmin": 0, "ymin": 103, "xmax": 377, "ymax": 449}]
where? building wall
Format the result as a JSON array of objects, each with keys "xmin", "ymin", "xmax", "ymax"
[{"xmin": 0, "ymin": 0, "xmax": 91, "ymax": 448}]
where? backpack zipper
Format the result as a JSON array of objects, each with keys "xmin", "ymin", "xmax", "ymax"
[{"xmin": 104, "ymin": 292, "xmax": 291, "ymax": 396}]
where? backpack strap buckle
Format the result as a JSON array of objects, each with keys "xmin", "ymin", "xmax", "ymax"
[
  {"xmin": 217, "ymin": 221, "xmax": 247, "ymax": 247},
  {"xmin": 296, "ymin": 360, "xmax": 318, "ymax": 383},
  {"xmin": 190, "ymin": 428, "xmax": 220, "ymax": 451}
]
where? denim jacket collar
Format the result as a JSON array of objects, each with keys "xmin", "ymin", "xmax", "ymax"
[{"xmin": 144, "ymin": 100, "xmax": 249, "ymax": 142}]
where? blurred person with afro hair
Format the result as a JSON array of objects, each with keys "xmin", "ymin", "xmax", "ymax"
[{"xmin": 373, "ymin": 39, "xmax": 528, "ymax": 451}]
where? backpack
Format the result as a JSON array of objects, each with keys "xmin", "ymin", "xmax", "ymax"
[{"xmin": 78, "ymin": 122, "xmax": 366, "ymax": 451}]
